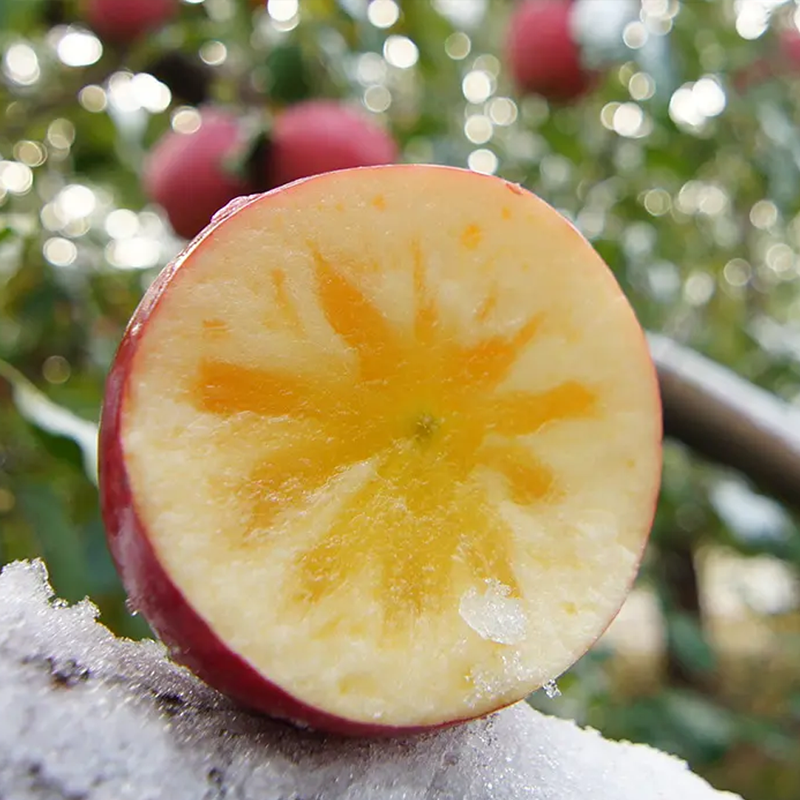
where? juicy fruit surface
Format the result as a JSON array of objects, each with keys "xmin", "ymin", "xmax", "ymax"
[{"xmin": 121, "ymin": 167, "xmax": 660, "ymax": 727}]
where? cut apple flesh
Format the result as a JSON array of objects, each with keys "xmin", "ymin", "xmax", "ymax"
[{"xmin": 102, "ymin": 165, "xmax": 661, "ymax": 733}]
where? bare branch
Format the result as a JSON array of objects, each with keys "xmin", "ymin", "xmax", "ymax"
[{"xmin": 650, "ymin": 334, "xmax": 800, "ymax": 510}]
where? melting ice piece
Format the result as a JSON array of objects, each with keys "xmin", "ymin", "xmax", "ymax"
[
  {"xmin": 543, "ymin": 679, "xmax": 561, "ymax": 699},
  {"xmin": 458, "ymin": 580, "xmax": 528, "ymax": 645}
]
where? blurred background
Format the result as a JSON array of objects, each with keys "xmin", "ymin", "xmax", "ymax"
[{"xmin": 1, "ymin": 0, "xmax": 799, "ymax": 796}]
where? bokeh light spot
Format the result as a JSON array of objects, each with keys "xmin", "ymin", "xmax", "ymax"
[
  {"xmin": 3, "ymin": 43, "xmax": 40, "ymax": 86},
  {"xmin": 643, "ymin": 188, "xmax": 671, "ymax": 216},
  {"xmin": 488, "ymin": 97, "xmax": 518, "ymax": 126},
  {"xmin": 200, "ymin": 41, "xmax": 228, "ymax": 66},
  {"xmin": 692, "ymin": 77, "xmax": 726, "ymax": 117},
  {"xmin": 628, "ymin": 72, "xmax": 655, "ymax": 101},
  {"xmin": 464, "ymin": 115, "xmax": 493, "ymax": 144},
  {"xmin": 47, "ymin": 118, "xmax": 76, "ymax": 149},
  {"xmin": 171, "ymin": 107, "xmax": 202, "ymax": 134},
  {"xmin": 357, "ymin": 52, "xmax": 388, "ymax": 85},
  {"xmin": 462, "ymin": 70, "xmax": 494, "ymax": 103},
  {"xmin": 600, "ymin": 102, "xmax": 620, "ymax": 130},
  {"xmin": 612, "ymin": 103, "xmax": 650, "ymax": 138},
  {"xmin": 445, "ymin": 32, "xmax": 471, "ymax": 60},
  {"xmin": 42, "ymin": 355, "xmax": 71, "ymax": 385},
  {"xmin": 735, "ymin": 0, "xmax": 770, "ymax": 40},
  {"xmin": 723, "ymin": 258, "xmax": 752, "ymax": 287},
  {"xmin": 684, "ymin": 271, "xmax": 715, "ymax": 306},
  {"xmin": 472, "ymin": 54, "xmax": 500, "ymax": 77},
  {"xmin": 79, "ymin": 85, "xmax": 107, "ymax": 112},
  {"xmin": 13, "ymin": 141, "xmax": 46, "ymax": 168},
  {"xmin": 55, "ymin": 184, "xmax": 96, "ymax": 222},
  {"xmin": 267, "ymin": 0, "xmax": 299, "ymax": 23},
  {"xmin": 384, "ymin": 35, "xmax": 419, "ymax": 69},
  {"xmin": 57, "ymin": 30, "xmax": 102, "ymax": 67},
  {"xmin": 364, "ymin": 85, "xmax": 392, "ymax": 113},
  {"xmin": 367, "ymin": 0, "xmax": 400, "ymax": 28},
  {"xmin": 750, "ymin": 199, "xmax": 779, "ymax": 229},
  {"xmin": 43, "ymin": 237, "xmax": 77, "ymax": 267},
  {"xmin": 0, "ymin": 162, "xmax": 33, "ymax": 195},
  {"xmin": 467, "ymin": 148, "xmax": 498, "ymax": 175},
  {"xmin": 106, "ymin": 238, "xmax": 162, "ymax": 270},
  {"xmin": 106, "ymin": 209, "xmax": 140, "ymax": 239},
  {"xmin": 622, "ymin": 21, "xmax": 648, "ymax": 49}
]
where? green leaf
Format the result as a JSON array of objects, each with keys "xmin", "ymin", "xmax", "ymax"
[
  {"xmin": 15, "ymin": 483, "xmax": 90, "ymax": 603},
  {"xmin": 0, "ymin": 359, "xmax": 98, "ymax": 485},
  {"xmin": 264, "ymin": 43, "xmax": 313, "ymax": 105},
  {"xmin": 0, "ymin": 0, "xmax": 47, "ymax": 32}
]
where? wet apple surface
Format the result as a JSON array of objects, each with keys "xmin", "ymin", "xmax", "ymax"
[{"xmin": 101, "ymin": 165, "xmax": 661, "ymax": 733}]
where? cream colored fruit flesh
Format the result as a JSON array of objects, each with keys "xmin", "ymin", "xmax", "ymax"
[{"xmin": 120, "ymin": 167, "xmax": 661, "ymax": 728}]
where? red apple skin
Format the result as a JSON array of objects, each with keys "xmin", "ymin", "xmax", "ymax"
[
  {"xmin": 506, "ymin": 0, "xmax": 595, "ymax": 103},
  {"xmin": 99, "ymin": 167, "xmax": 661, "ymax": 737},
  {"xmin": 143, "ymin": 109, "xmax": 254, "ymax": 241},
  {"xmin": 84, "ymin": 0, "xmax": 178, "ymax": 44},
  {"xmin": 266, "ymin": 101, "xmax": 398, "ymax": 189}
]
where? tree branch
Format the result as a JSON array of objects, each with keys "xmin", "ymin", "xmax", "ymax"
[{"xmin": 649, "ymin": 333, "xmax": 800, "ymax": 510}]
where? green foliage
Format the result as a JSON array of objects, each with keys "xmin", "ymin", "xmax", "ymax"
[{"xmin": 1, "ymin": 0, "xmax": 800, "ymax": 797}]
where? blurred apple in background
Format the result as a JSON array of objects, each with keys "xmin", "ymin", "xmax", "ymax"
[
  {"xmin": 263, "ymin": 100, "xmax": 398, "ymax": 190},
  {"xmin": 506, "ymin": 0, "xmax": 597, "ymax": 103},
  {"xmin": 82, "ymin": 0, "xmax": 179, "ymax": 44},
  {"xmin": 143, "ymin": 108, "xmax": 253, "ymax": 240}
]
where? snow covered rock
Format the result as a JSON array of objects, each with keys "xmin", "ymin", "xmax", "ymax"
[{"xmin": 0, "ymin": 560, "xmax": 740, "ymax": 800}]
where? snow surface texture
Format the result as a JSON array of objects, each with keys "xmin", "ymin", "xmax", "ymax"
[{"xmin": 0, "ymin": 560, "xmax": 741, "ymax": 800}]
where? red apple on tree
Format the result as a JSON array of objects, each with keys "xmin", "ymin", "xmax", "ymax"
[
  {"xmin": 83, "ymin": 0, "xmax": 179, "ymax": 45},
  {"xmin": 506, "ymin": 0, "xmax": 596, "ymax": 103},
  {"xmin": 263, "ymin": 100, "xmax": 398, "ymax": 189},
  {"xmin": 100, "ymin": 165, "xmax": 661, "ymax": 735},
  {"xmin": 143, "ymin": 108, "xmax": 254, "ymax": 240}
]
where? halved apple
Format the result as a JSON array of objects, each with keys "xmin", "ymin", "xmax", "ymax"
[{"xmin": 99, "ymin": 165, "xmax": 661, "ymax": 736}]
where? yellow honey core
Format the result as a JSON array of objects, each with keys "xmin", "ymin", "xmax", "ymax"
[{"xmin": 121, "ymin": 167, "xmax": 661, "ymax": 728}]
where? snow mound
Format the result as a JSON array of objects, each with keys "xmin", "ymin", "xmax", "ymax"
[{"xmin": 0, "ymin": 560, "xmax": 740, "ymax": 800}]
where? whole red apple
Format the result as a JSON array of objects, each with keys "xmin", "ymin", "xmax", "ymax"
[
  {"xmin": 143, "ymin": 109, "xmax": 254, "ymax": 240},
  {"xmin": 83, "ymin": 0, "xmax": 179, "ymax": 44},
  {"xmin": 506, "ymin": 0, "xmax": 595, "ymax": 103},
  {"xmin": 264, "ymin": 100, "xmax": 397, "ymax": 189},
  {"xmin": 100, "ymin": 165, "xmax": 661, "ymax": 735}
]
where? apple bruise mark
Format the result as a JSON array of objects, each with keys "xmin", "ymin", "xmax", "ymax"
[{"xmin": 190, "ymin": 241, "xmax": 598, "ymax": 626}]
